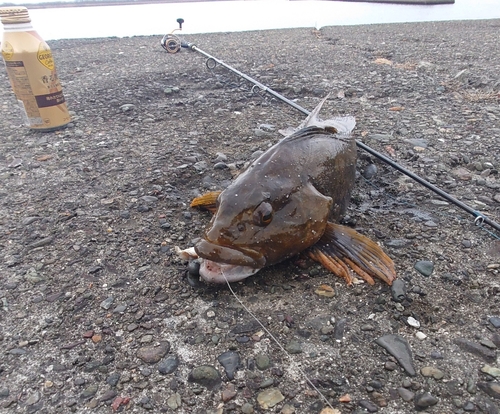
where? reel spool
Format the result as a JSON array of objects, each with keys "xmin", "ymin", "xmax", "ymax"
[
  {"xmin": 161, "ymin": 34, "xmax": 181, "ymax": 53},
  {"xmin": 160, "ymin": 18, "xmax": 184, "ymax": 54}
]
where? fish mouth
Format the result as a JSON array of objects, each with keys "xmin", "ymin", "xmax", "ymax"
[
  {"xmin": 194, "ymin": 239, "xmax": 266, "ymax": 268},
  {"xmin": 199, "ymin": 260, "xmax": 260, "ymax": 284}
]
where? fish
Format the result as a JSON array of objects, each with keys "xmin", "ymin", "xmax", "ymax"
[{"xmin": 177, "ymin": 95, "xmax": 396, "ymax": 285}]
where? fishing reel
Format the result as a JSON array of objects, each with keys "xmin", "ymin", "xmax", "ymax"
[{"xmin": 161, "ymin": 18, "xmax": 185, "ymax": 53}]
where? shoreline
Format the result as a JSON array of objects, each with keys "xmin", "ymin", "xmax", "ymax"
[{"xmin": 0, "ymin": 0, "xmax": 455, "ymax": 10}]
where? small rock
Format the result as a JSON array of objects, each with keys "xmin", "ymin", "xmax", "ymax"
[
  {"xmin": 414, "ymin": 261, "xmax": 434, "ymax": 277},
  {"xmin": 188, "ymin": 365, "xmax": 222, "ymax": 390},
  {"xmin": 363, "ymin": 164, "xmax": 378, "ymax": 179},
  {"xmin": 391, "ymin": 279, "xmax": 407, "ymax": 302},
  {"xmin": 375, "ymin": 334, "xmax": 416, "ymax": 376},
  {"xmin": 453, "ymin": 338, "xmax": 496, "ymax": 363},
  {"xmin": 481, "ymin": 365, "xmax": 500, "ymax": 378},
  {"xmin": 222, "ymin": 384, "xmax": 237, "ymax": 402},
  {"xmin": 359, "ymin": 399, "xmax": 378, "ymax": 412},
  {"xmin": 285, "ymin": 340, "xmax": 302, "ymax": 354},
  {"xmin": 257, "ymin": 388, "xmax": 285, "ymax": 409},
  {"xmin": 81, "ymin": 384, "xmax": 98, "ymax": 399},
  {"xmin": 398, "ymin": 387, "xmax": 415, "ymax": 402},
  {"xmin": 241, "ymin": 402, "xmax": 254, "ymax": 414},
  {"xmin": 217, "ymin": 351, "xmax": 240, "ymax": 380},
  {"xmin": 477, "ymin": 382, "xmax": 500, "ymax": 399},
  {"xmin": 255, "ymin": 353, "xmax": 271, "ymax": 371},
  {"xmin": 407, "ymin": 316, "xmax": 420, "ymax": 328},
  {"xmin": 489, "ymin": 317, "xmax": 500, "ymax": 329},
  {"xmin": 100, "ymin": 297, "xmax": 114, "ymax": 310},
  {"xmin": 158, "ymin": 355, "xmax": 179, "ymax": 375},
  {"xmin": 137, "ymin": 341, "xmax": 170, "ymax": 364},
  {"xmin": 415, "ymin": 331, "xmax": 427, "ymax": 340},
  {"xmin": 421, "ymin": 366, "xmax": 445, "ymax": 380},
  {"xmin": 414, "ymin": 392, "xmax": 438, "ymax": 410},
  {"xmin": 166, "ymin": 393, "xmax": 181, "ymax": 409}
]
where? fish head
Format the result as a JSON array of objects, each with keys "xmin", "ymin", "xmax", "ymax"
[{"xmin": 194, "ymin": 178, "xmax": 333, "ymax": 283}]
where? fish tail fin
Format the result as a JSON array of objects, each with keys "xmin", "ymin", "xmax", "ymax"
[
  {"xmin": 190, "ymin": 191, "xmax": 222, "ymax": 213},
  {"xmin": 307, "ymin": 222, "xmax": 396, "ymax": 286},
  {"xmin": 300, "ymin": 94, "xmax": 356, "ymax": 135}
]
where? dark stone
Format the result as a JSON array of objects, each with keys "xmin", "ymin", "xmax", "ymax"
[
  {"xmin": 334, "ymin": 318, "xmax": 347, "ymax": 340},
  {"xmin": 391, "ymin": 279, "xmax": 407, "ymax": 302},
  {"xmin": 489, "ymin": 317, "xmax": 500, "ymax": 329},
  {"xmin": 414, "ymin": 392, "xmax": 438, "ymax": 410},
  {"xmin": 453, "ymin": 338, "xmax": 496, "ymax": 363},
  {"xmin": 158, "ymin": 355, "xmax": 179, "ymax": 375},
  {"xmin": 375, "ymin": 334, "xmax": 416, "ymax": 376},
  {"xmin": 359, "ymin": 399, "xmax": 378, "ymax": 412},
  {"xmin": 414, "ymin": 261, "xmax": 434, "ymax": 277},
  {"xmin": 217, "ymin": 351, "xmax": 240, "ymax": 380},
  {"xmin": 106, "ymin": 372, "xmax": 121, "ymax": 387},
  {"xmin": 477, "ymin": 382, "xmax": 500, "ymax": 400}
]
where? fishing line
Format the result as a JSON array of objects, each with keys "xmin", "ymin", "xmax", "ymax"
[{"xmin": 221, "ymin": 270, "xmax": 336, "ymax": 411}]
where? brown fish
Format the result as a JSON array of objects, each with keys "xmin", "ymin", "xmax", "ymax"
[{"xmin": 178, "ymin": 96, "xmax": 396, "ymax": 285}]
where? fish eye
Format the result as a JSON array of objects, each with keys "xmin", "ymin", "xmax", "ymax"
[{"xmin": 253, "ymin": 201, "xmax": 273, "ymax": 226}]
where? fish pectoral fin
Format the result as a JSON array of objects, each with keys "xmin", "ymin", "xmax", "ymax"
[
  {"xmin": 190, "ymin": 191, "xmax": 222, "ymax": 213},
  {"xmin": 307, "ymin": 222, "xmax": 396, "ymax": 286}
]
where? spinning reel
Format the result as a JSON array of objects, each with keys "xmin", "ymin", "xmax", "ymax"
[{"xmin": 160, "ymin": 18, "xmax": 186, "ymax": 53}]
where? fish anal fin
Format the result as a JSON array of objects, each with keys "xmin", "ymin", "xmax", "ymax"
[
  {"xmin": 190, "ymin": 191, "xmax": 222, "ymax": 213},
  {"xmin": 308, "ymin": 222, "xmax": 396, "ymax": 286},
  {"xmin": 308, "ymin": 248, "xmax": 353, "ymax": 285}
]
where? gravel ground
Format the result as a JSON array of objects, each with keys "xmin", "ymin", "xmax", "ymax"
[{"xmin": 1, "ymin": 18, "xmax": 500, "ymax": 414}]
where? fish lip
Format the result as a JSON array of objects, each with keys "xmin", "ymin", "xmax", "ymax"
[
  {"xmin": 199, "ymin": 260, "xmax": 260, "ymax": 284},
  {"xmin": 194, "ymin": 239, "xmax": 266, "ymax": 268}
]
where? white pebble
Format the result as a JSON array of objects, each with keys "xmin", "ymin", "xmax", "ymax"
[
  {"xmin": 407, "ymin": 316, "xmax": 421, "ymax": 328},
  {"xmin": 416, "ymin": 331, "xmax": 427, "ymax": 340}
]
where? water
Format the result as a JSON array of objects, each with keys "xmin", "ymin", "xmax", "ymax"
[{"xmin": 8, "ymin": 0, "xmax": 500, "ymax": 40}]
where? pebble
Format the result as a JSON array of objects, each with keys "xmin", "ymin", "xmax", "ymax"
[
  {"xmin": 481, "ymin": 365, "xmax": 500, "ymax": 378},
  {"xmin": 363, "ymin": 164, "xmax": 378, "ymax": 179},
  {"xmin": 285, "ymin": 340, "xmax": 302, "ymax": 354},
  {"xmin": 255, "ymin": 353, "xmax": 271, "ymax": 370},
  {"xmin": 158, "ymin": 355, "xmax": 179, "ymax": 375},
  {"xmin": 25, "ymin": 391, "xmax": 40, "ymax": 406},
  {"xmin": 477, "ymin": 382, "xmax": 500, "ymax": 399},
  {"xmin": 414, "ymin": 392, "xmax": 438, "ymax": 410},
  {"xmin": 136, "ymin": 341, "xmax": 170, "ymax": 364},
  {"xmin": 99, "ymin": 389, "xmax": 117, "ymax": 402},
  {"xmin": 421, "ymin": 366, "xmax": 445, "ymax": 380},
  {"xmin": 257, "ymin": 388, "xmax": 285, "ymax": 409},
  {"xmin": 391, "ymin": 279, "xmax": 407, "ymax": 302},
  {"xmin": 375, "ymin": 334, "xmax": 416, "ymax": 376},
  {"xmin": 106, "ymin": 372, "xmax": 120, "ymax": 387},
  {"xmin": 188, "ymin": 365, "xmax": 222, "ymax": 390},
  {"xmin": 398, "ymin": 387, "xmax": 415, "ymax": 402},
  {"xmin": 359, "ymin": 399, "xmax": 378, "ymax": 412},
  {"xmin": 414, "ymin": 261, "xmax": 434, "ymax": 277},
  {"xmin": 241, "ymin": 402, "xmax": 254, "ymax": 413},
  {"xmin": 453, "ymin": 338, "xmax": 496, "ymax": 362},
  {"xmin": 81, "ymin": 384, "xmax": 98, "ymax": 399},
  {"xmin": 489, "ymin": 317, "xmax": 500, "ymax": 328},
  {"xmin": 407, "ymin": 316, "xmax": 420, "ymax": 328},
  {"xmin": 100, "ymin": 297, "xmax": 114, "ymax": 310},
  {"xmin": 416, "ymin": 332, "xmax": 427, "ymax": 340},
  {"xmin": 217, "ymin": 351, "xmax": 240, "ymax": 380},
  {"xmin": 167, "ymin": 393, "xmax": 181, "ymax": 409}
]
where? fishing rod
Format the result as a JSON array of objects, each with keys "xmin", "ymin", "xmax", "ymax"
[{"xmin": 161, "ymin": 21, "xmax": 500, "ymax": 234}]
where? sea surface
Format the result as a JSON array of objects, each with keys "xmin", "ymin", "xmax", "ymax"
[{"xmin": 3, "ymin": 0, "xmax": 500, "ymax": 40}]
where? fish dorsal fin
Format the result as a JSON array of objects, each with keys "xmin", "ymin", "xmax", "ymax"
[{"xmin": 280, "ymin": 94, "xmax": 356, "ymax": 137}]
